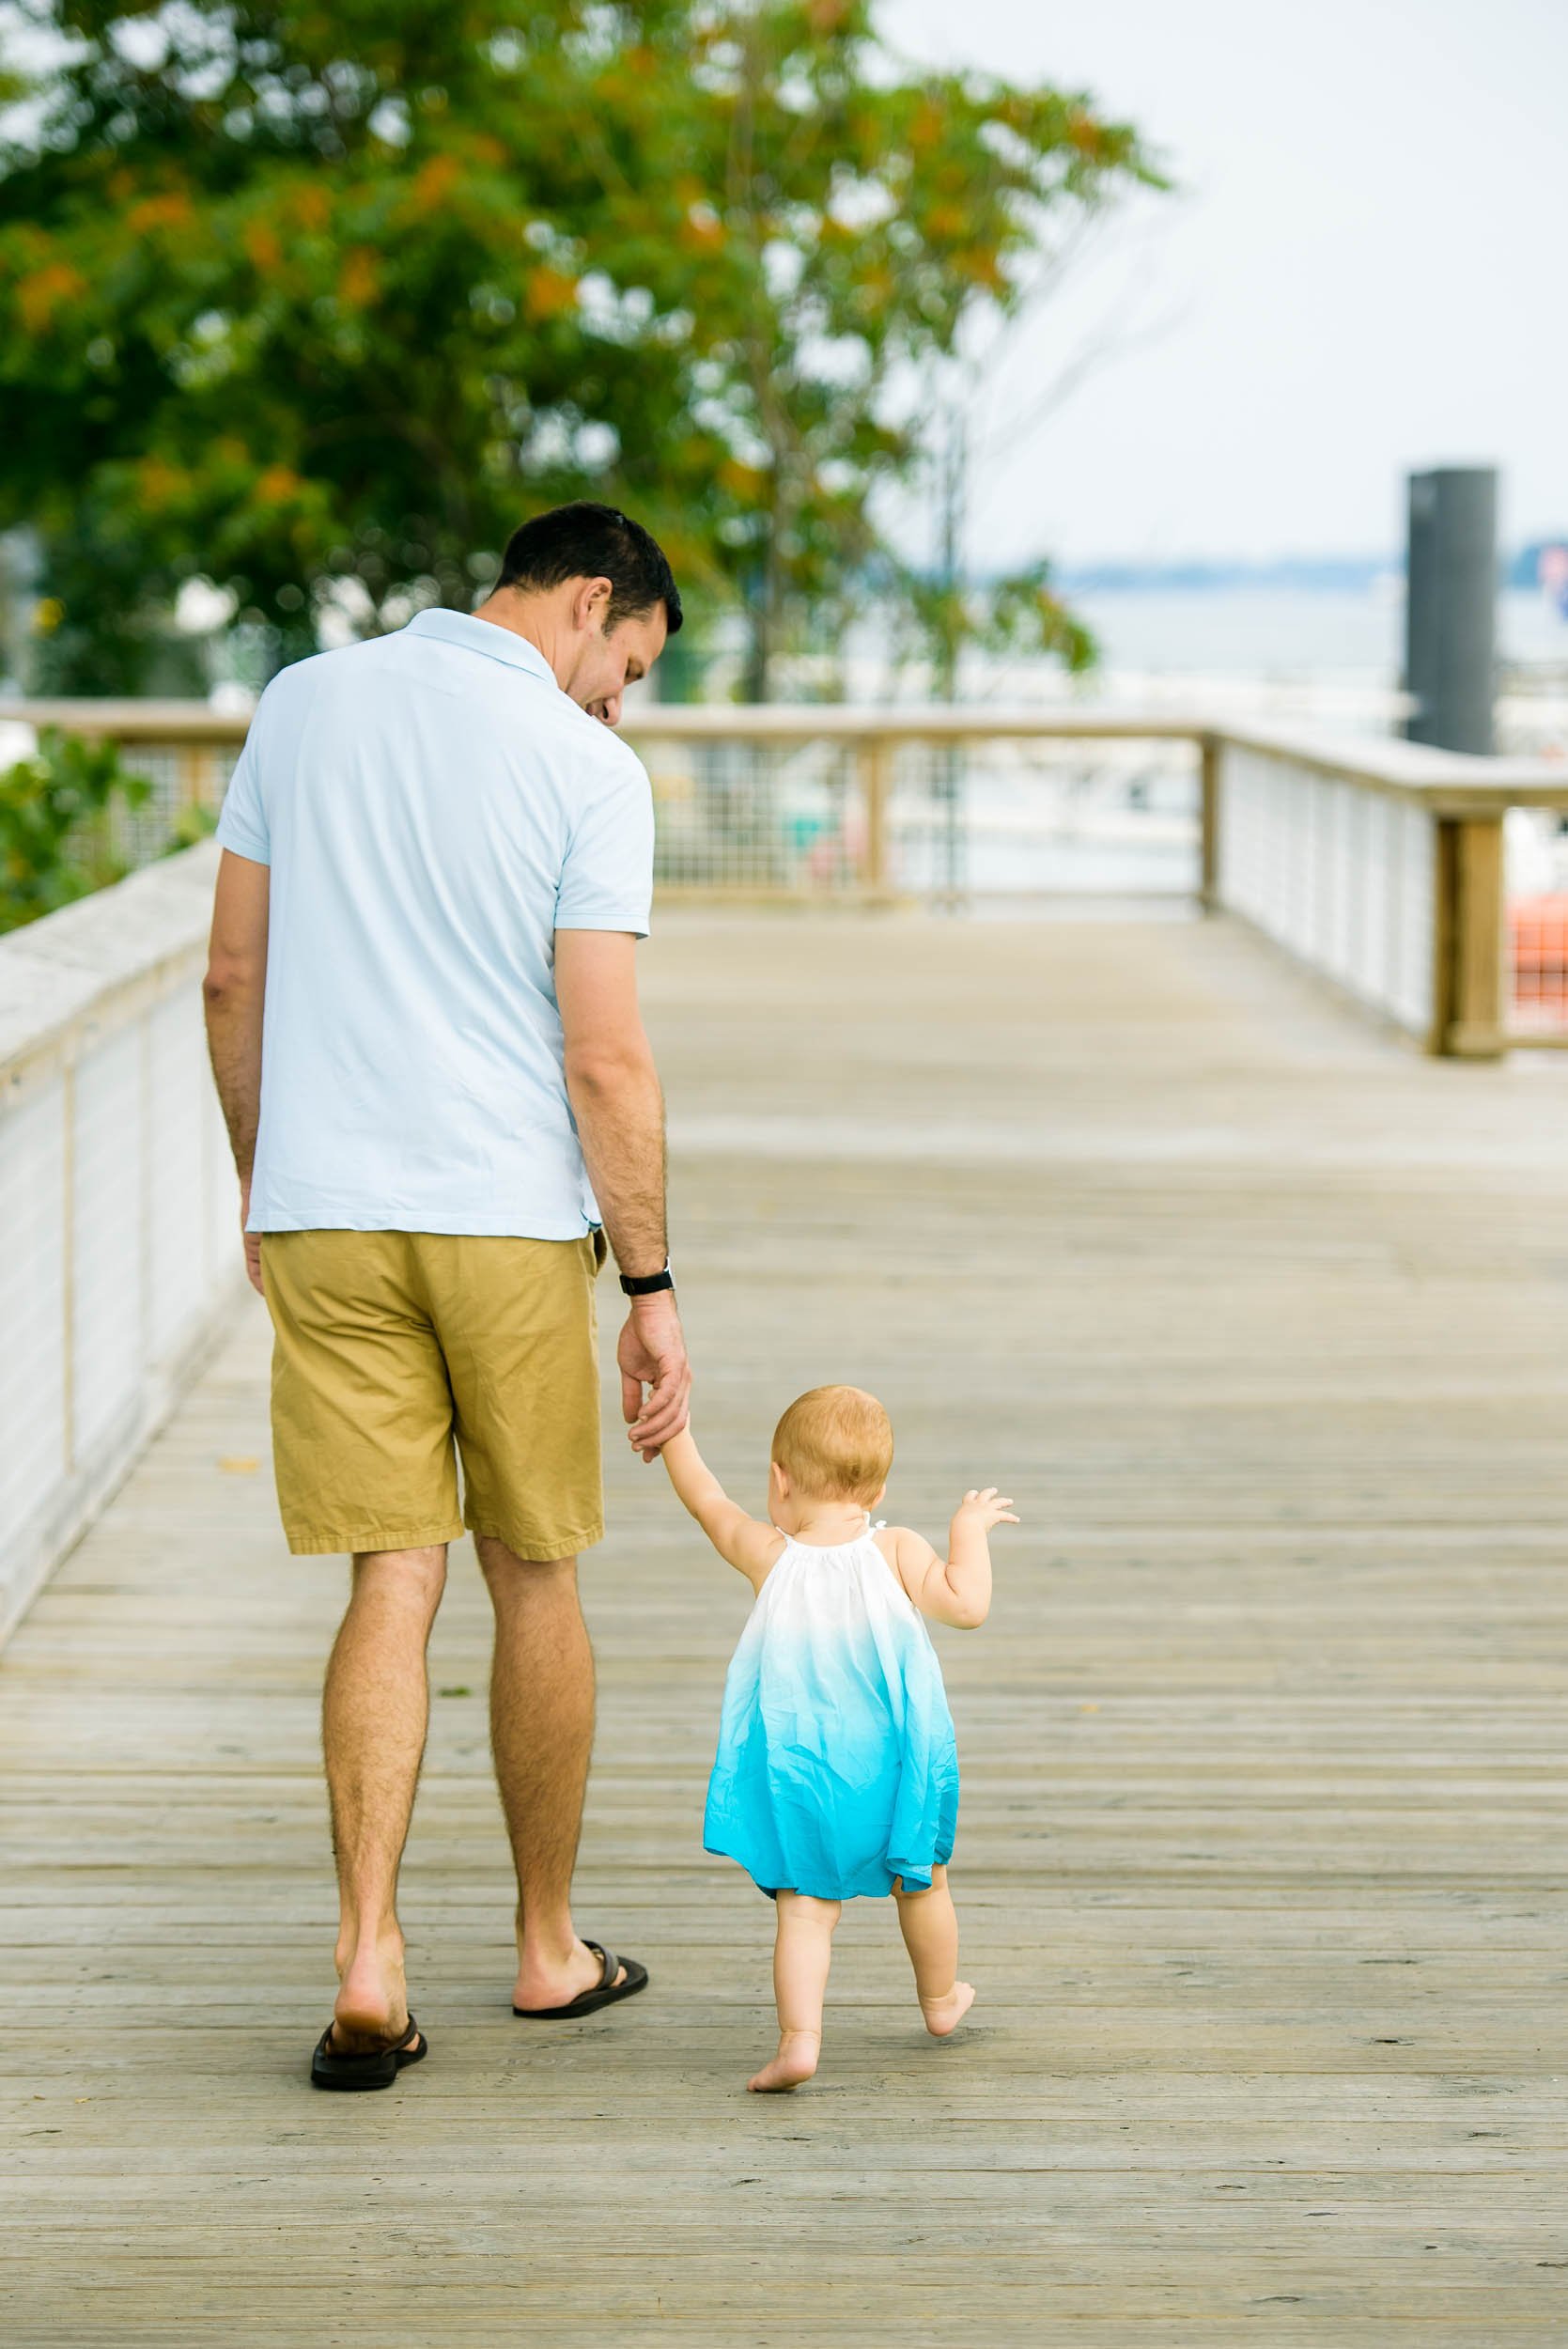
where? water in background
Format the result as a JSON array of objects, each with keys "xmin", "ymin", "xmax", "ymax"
[{"xmin": 1072, "ymin": 584, "xmax": 1567, "ymax": 685}]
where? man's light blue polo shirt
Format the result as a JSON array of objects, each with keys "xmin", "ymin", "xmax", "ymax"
[{"xmin": 214, "ymin": 608, "xmax": 655, "ymax": 1238}]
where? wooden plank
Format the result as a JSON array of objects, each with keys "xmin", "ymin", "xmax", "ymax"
[{"xmin": 2, "ymin": 910, "xmax": 1567, "ymax": 2344}]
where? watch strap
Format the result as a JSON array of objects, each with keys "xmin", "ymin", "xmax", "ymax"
[{"xmin": 618, "ymin": 1264, "xmax": 675, "ymax": 1298}]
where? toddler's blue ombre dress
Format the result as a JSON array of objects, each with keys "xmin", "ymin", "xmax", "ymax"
[{"xmin": 704, "ymin": 1527, "xmax": 959, "ymax": 1900}]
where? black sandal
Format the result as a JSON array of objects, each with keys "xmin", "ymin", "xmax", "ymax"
[
  {"xmin": 310, "ymin": 2015, "xmax": 427, "ymax": 2092},
  {"xmin": 512, "ymin": 1942, "xmax": 648, "ymax": 2020}
]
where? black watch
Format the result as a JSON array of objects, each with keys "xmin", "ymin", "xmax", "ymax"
[{"xmin": 619, "ymin": 1262, "xmax": 675, "ymax": 1298}]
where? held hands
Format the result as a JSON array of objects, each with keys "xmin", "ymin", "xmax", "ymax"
[
  {"xmin": 951, "ymin": 1486, "xmax": 1019, "ymax": 1538},
  {"xmin": 619, "ymin": 1290, "xmax": 691, "ymax": 1463}
]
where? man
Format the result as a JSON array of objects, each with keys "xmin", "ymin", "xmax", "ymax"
[{"xmin": 203, "ymin": 502, "xmax": 690, "ymax": 2090}]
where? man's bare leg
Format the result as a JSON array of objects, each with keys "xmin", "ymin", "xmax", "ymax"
[
  {"xmin": 476, "ymin": 1536, "xmax": 628, "ymax": 2008},
  {"xmin": 322, "ymin": 1544, "xmax": 447, "ymax": 2052}
]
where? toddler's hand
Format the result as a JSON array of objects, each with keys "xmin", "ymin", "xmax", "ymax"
[{"xmin": 952, "ymin": 1486, "xmax": 1018, "ymax": 1536}]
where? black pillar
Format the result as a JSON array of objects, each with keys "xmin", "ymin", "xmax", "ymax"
[{"xmin": 1403, "ymin": 467, "xmax": 1498, "ymax": 754}]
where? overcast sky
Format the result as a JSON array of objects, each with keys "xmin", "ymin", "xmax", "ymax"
[{"xmin": 881, "ymin": 0, "xmax": 1566, "ymax": 568}]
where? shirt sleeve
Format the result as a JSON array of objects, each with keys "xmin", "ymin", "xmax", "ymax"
[
  {"xmin": 554, "ymin": 747, "xmax": 655, "ymax": 937},
  {"xmin": 213, "ymin": 708, "xmax": 271, "ymax": 865}
]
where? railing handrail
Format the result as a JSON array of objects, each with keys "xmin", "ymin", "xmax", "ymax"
[
  {"xmin": 0, "ymin": 698, "xmax": 256, "ymax": 742},
  {"xmin": 1208, "ymin": 721, "xmax": 1568, "ymax": 809},
  {"xmin": 0, "ymin": 839, "xmax": 220, "ymax": 1091},
  {"xmin": 0, "ymin": 694, "xmax": 1217, "ymax": 745},
  {"xmin": 5, "ymin": 695, "xmax": 1565, "ymax": 809}
]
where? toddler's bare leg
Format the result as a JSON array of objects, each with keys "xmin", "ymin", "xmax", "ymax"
[
  {"xmin": 750, "ymin": 1891, "xmax": 839, "ymax": 2092},
  {"xmin": 894, "ymin": 1865, "xmax": 975, "ymax": 2037}
]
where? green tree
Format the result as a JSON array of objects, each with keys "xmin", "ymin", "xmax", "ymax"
[{"xmin": 0, "ymin": 3, "xmax": 1159, "ymax": 694}]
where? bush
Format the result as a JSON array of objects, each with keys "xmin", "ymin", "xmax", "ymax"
[{"xmin": 0, "ymin": 728, "xmax": 154, "ymax": 934}]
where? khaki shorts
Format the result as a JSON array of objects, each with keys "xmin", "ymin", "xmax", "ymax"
[{"xmin": 259, "ymin": 1230, "xmax": 606, "ymax": 1560}]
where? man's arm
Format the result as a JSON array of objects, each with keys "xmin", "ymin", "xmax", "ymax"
[
  {"xmin": 555, "ymin": 927, "xmax": 691, "ymax": 1460},
  {"xmin": 203, "ymin": 848, "xmax": 271, "ymax": 1296}
]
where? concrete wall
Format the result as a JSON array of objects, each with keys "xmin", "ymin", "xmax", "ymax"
[{"xmin": 0, "ymin": 843, "xmax": 243, "ymax": 1642}]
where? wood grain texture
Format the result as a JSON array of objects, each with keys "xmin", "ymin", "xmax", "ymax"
[{"xmin": 3, "ymin": 910, "xmax": 1567, "ymax": 2347}]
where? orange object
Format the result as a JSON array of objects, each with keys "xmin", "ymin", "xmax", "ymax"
[{"xmin": 1511, "ymin": 894, "xmax": 1568, "ymax": 1019}]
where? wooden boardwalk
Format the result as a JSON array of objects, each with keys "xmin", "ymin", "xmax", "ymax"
[{"xmin": 4, "ymin": 911, "xmax": 1567, "ymax": 2347}]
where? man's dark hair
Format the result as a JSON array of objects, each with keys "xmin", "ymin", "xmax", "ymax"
[{"xmin": 495, "ymin": 501, "xmax": 682, "ymax": 635}]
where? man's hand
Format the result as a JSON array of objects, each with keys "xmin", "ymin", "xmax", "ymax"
[
  {"xmin": 618, "ymin": 1291, "xmax": 691, "ymax": 1462},
  {"xmin": 239, "ymin": 1177, "xmax": 264, "ymax": 1298}
]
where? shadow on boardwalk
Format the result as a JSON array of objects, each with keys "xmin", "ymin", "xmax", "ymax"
[{"xmin": 4, "ymin": 912, "xmax": 1567, "ymax": 2346}]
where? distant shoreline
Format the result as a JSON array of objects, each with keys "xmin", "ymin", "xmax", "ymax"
[{"xmin": 1056, "ymin": 546, "xmax": 1563, "ymax": 596}]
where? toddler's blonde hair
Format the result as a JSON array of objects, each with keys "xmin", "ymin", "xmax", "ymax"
[{"xmin": 771, "ymin": 1385, "xmax": 893, "ymax": 1505}]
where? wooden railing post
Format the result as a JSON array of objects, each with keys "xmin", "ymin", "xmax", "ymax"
[
  {"xmin": 858, "ymin": 735, "xmax": 891, "ymax": 896},
  {"xmin": 1199, "ymin": 733, "xmax": 1221, "ymax": 913},
  {"xmin": 1433, "ymin": 814, "xmax": 1507, "ymax": 1057},
  {"xmin": 177, "ymin": 741, "xmax": 213, "ymax": 811}
]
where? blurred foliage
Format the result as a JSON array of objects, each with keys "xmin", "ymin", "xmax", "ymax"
[
  {"xmin": 0, "ymin": 725, "xmax": 152, "ymax": 929},
  {"xmin": 895, "ymin": 555, "xmax": 1098, "ymax": 695},
  {"xmin": 166, "ymin": 794, "xmax": 219, "ymax": 849},
  {"xmin": 0, "ymin": 2, "xmax": 1160, "ymax": 693},
  {"xmin": 982, "ymin": 561, "xmax": 1098, "ymax": 676},
  {"xmin": 27, "ymin": 530, "xmax": 210, "ymax": 693}
]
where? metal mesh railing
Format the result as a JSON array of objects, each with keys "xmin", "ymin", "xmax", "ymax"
[
  {"xmin": 17, "ymin": 708, "xmax": 1206, "ymax": 909},
  {"xmin": 1217, "ymin": 745, "xmax": 1437, "ymax": 1037},
  {"xmin": 644, "ymin": 736, "xmax": 862, "ymax": 894},
  {"xmin": 107, "ymin": 742, "xmax": 235, "ymax": 867},
  {"xmin": 888, "ymin": 739, "xmax": 1200, "ymax": 900},
  {"xmin": 640, "ymin": 730, "xmax": 1201, "ymax": 903}
]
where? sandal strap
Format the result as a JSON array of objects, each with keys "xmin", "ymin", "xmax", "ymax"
[
  {"xmin": 320, "ymin": 2015, "xmax": 418, "ymax": 2064},
  {"xmin": 585, "ymin": 1942, "xmax": 616, "ymax": 1990}
]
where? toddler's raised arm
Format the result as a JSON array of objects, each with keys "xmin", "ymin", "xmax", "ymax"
[
  {"xmin": 660, "ymin": 1428, "xmax": 785, "ymax": 1585},
  {"xmin": 894, "ymin": 1487, "xmax": 1017, "ymax": 1629}
]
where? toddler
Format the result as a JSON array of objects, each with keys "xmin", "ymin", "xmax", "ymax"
[{"xmin": 660, "ymin": 1384, "xmax": 1016, "ymax": 2092}]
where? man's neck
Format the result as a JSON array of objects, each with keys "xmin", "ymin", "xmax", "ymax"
[{"xmin": 472, "ymin": 591, "xmax": 567, "ymax": 692}]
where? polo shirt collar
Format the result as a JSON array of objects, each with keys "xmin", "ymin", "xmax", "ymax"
[{"xmin": 403, "ymin": 607, "xmax": 559, "ymax": 688}]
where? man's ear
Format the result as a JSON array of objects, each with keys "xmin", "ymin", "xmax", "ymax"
[{"xmin": 571, "ymin": 574, "xmax": 613, "ymax": 632}]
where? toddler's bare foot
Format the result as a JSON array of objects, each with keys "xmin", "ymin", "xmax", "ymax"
[
  {"xmin": 920, "ymin": 1980, "xmax": 975, "ymax": 2038},
  {"xmin": 748, "ymin": 2029, "xmax": 821, "ymax": 2092}
]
